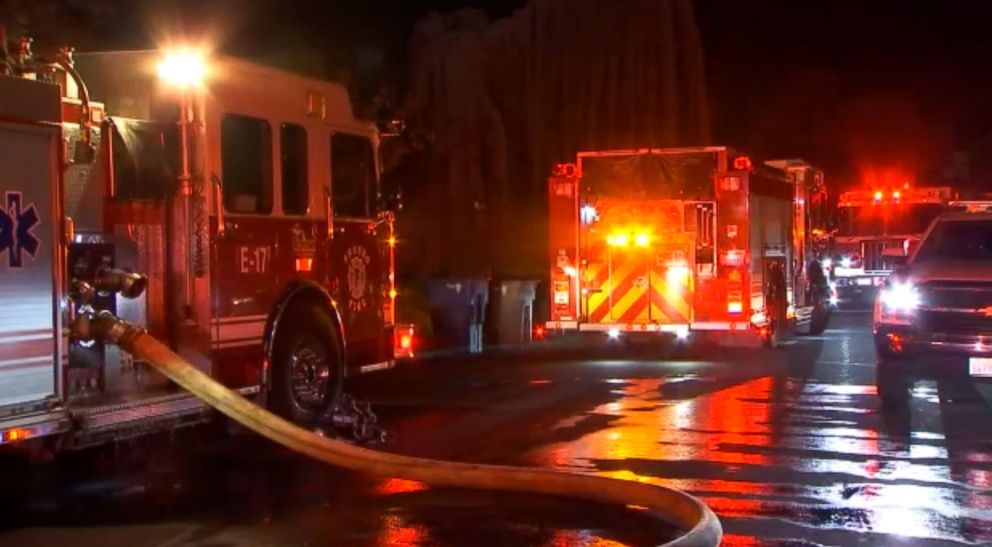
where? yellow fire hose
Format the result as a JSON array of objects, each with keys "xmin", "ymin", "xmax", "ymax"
[{"xmin": 107, "ymin": 321, "xmax": 721, "ymax": 546}]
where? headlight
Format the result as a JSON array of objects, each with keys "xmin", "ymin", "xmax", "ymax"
[
  {"xmin": 880, "ymin": 281, "xmax": 920, "ymax": 313},
  {"xmin": 840, "ymin": 256, "xmax": 853, "ymax": 269}
]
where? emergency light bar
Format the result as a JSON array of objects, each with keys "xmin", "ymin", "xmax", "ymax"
[
  {"xmin": 947, "ymin": 201, "xmax": 992, "ymax": 213},
  {"xmin": 838, "ymin": 186, "xmax": 951, "ymax": 207}
]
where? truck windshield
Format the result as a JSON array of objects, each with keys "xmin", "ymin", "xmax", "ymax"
[
  {"xmin": 580, "ymin": 152, "xmax": 717, "ymax": 200},
  {"xmin": 836, "ymin": 203, "xmax": 943, "ymax": 236},
  {"xmin": 914, "ymin": 220, "xmax": 992, "ymax": 261}
]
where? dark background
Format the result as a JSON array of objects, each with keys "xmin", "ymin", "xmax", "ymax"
[{"xmin": 5, "ymin": 0, "xmax": 992, "ymax": 190}]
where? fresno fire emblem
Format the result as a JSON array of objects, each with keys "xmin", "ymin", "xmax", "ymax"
[{"xmin": 344, "ymin": 245, "xmax": 371, "ymax": 313}]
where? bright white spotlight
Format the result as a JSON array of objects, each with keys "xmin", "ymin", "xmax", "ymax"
[
  {"xmin": 580, "ymin": 205, "xmax": 599, "ymax": 224},
  {"xmin": 158, "ymin": 50, "xmax": 207, "ymax": 87},
  {"xmin": 880, "ymin": 281, "xmax": 920, "ymax": 313},
  {"xmin": 607, "ymin": 328, "xmax": 621, "ymax": 340}
]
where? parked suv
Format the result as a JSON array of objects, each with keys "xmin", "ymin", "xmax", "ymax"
[{"xmin": 873, "ymin": 206, "xmax": 992, "ymax": 406}]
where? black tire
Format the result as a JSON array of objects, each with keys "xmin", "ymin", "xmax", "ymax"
[
  {"xmin": 270, "ymin": 301, "xmax": 345, "ymax": 426},
  {"xmin": 876, "ymin": 356, "xmax": 910, "ymax": 408}
]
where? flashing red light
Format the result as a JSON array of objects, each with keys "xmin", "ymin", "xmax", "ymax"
[
  {"xmin": 394, "ymin": 325, "xmax": 415, "ymax": 358},
  {"xmin": 893, "ymin": 190, "xmax": 902, "ymax": 201},
  {"xmin": 294, "ymin": 257, "xmax": 314, "ymax": 272},
  {"xmin": 728, "ymin": 301, "xmax": 743, "ymax": 314},
  {"xmin": 534, "ymin": 326, "xmax": 546, "ymax": 339},
  {"xmin": 886, "ymin": 332, "xmax": 905, "ymax": 353},
  {"xmin": 873, "ymin": 191, "xmax": 883, "ymax": 202},
  {"xmin": 733, "ymin": 156, "xmax": 752, "ymax": 170},
  {"xmin": 1, "ymin": 427, "xmax": 31, "ymax": 443}
]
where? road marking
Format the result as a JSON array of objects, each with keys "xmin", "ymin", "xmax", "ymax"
[{"xmin": 816, "ymin": 360, "xmax": 875, "ymax": 367}]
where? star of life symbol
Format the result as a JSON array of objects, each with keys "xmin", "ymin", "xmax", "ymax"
[{"xmin": 0, "ymin": 191, "xmax": 40, "ymax": 269}]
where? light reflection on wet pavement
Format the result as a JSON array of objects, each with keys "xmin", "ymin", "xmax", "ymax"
[
  {"xmin": 528, "ymin": 313, "xmax": 992, "ymax": 546},
  {"xmin": 4, "ymin": 311, "xmax": 992, "ymax": 546}
]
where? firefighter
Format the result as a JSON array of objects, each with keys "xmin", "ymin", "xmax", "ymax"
[
  {"xmin": 766, "ymin": 260, "xmax": 788, "ymax": 342},
  {"xmin": 806, "ymin": 258, "xmax": 831, "ymax": 334}
]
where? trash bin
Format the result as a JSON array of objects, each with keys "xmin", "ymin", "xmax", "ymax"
[
  {"xmin": 488, "ymin": 279, "xmax": 538, "ymax": 345},
  {"xmin": 426, "ymin": 278, "xmax": 490, "ymax": 352}
]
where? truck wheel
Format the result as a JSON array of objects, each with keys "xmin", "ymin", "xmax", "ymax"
[
  {"xmin": 876, "ymin": 357, "xmax": 910, "ymax": 408},
  {"xmin": 270, "ymin": 301, "xmax": 345, "ymax": 426}
]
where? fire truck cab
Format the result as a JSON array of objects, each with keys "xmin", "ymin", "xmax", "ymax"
[
  {"xmin": 0, "ymin": 44, "xmax": 400, "ymax": 451},
  {"xmin": 831, "ymin": 186, "xmax": 950, "ymax": 307},
  {"xmin": 546, "ymin": 148, "xmax": 831, "ymax": 346}
]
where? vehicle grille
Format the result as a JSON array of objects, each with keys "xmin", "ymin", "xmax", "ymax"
[{"xmin": 861, "ymin": 239, "xmax": 906, "ymax": 271}]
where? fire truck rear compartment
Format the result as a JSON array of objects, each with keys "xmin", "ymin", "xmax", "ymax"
[{"xmin": 582, "ymin": 199, "xmax": 695, "ymax": 329}]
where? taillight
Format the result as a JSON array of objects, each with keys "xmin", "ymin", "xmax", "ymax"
[
  {"xmin": 0, "ymin": 427, "xmax": 35, "ymax": 445},
  {"xmin": 723, "ymin": 250, "xmax": 745, "ymax": 267},
  {"xmin": 394, "ymin": 325, "xmax": 415, "ymax": 359},
  {"xmin": 727, "ymin": 267, "xmax": 744, "ymax": 315}
]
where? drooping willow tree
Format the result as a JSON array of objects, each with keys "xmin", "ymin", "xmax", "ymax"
[{"xmin": 395, "ymin": 0, "xmax": 710, "ymax": 280}]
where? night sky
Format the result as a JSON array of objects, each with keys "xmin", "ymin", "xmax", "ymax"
[{"xmin": 8, "ymin": 0, "xmax": 992, "ymax": 189}]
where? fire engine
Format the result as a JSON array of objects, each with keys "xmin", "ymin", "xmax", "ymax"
[
  {"xmin": 0, "ymin": 40, "xmax": 405, "ymax": 451},
  {"xmin": 546, "ymin": 148, "xmax": 832, "ymax": 346},
  {"xmin": 830, "ymin": 185, "xmax": 950, "ymax": 306}
]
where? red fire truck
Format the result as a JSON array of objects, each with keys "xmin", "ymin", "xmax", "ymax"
[
  {"xmin": 830, "ymin": 185, "xmax": 950, "ymax": 306},
  {"xmin": 546, "ymin": 148, "xmax": 832, "ymax": 346},
  {"xmin": 0, "ymin": 41, "xmax": 404, "ymax": 451}
]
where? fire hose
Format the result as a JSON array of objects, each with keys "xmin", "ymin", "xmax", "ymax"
[{"xmin": 87, "ymin": 315, "xmax": 722, "ymax": 546}]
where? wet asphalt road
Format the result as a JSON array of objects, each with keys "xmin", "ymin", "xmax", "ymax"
[{"xmin": 3, "ymin": 310, "xmax": 992, "ymax": 546}]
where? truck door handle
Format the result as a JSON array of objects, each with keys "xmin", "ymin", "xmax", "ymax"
[
  {"xmin": 324, "ymin": 185, "xmax": 334, "ymax": 240},
  {"xmin": 211, "ymin": 174, "xmax": 225, "ymax": 238}
]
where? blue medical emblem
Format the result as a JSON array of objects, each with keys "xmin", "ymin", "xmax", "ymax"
[{"xmin": 0, "ymin": 191, "xmax": 40, "ymax": 268}]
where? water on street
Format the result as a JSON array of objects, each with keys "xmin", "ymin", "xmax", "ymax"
[{"xmin": 2, "ymin": 310, "xmax": 992, "ymax": 546}]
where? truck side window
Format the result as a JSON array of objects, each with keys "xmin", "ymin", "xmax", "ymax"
[
  {"xmin": 221, "ymin": 114, "xmax": 272, "ymax": 214},
  {"xmin": 330, "ymin": 133, "xmax": 374, "ymax": 218},
  {"xmin": 280, "ymin": 123, "xmax": 308, "ymax": 215}
]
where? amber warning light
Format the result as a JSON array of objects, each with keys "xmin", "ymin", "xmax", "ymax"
[{"xmin": 294, "ymin": 257, "xmax": 314, "ymax": 272}]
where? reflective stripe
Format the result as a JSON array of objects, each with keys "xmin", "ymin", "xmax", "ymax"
[
  {"xmin": 214, "ymin": 314, "xmax": 268, "ymax": 325},
  {"xmin": 358, "ymin": 361, "xmax": 393, "ymax": 374},
  {"xmin": 0, "ymin": 356, "xmax": 50, "ymax": 370},
  {"xmin": 0, "ymin": 329, "xmax": 53, "ymax": 362},
  {"xmin": 212, "ymin": 317, "xmax": 266, "ymax": 349},
  {"xmin": 215, "ymin": 339, "xmax": 263, "ymax": 350},
  {"xmin": 578, "ymin": 323, "xmax": 689, "ymax": 333}
]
